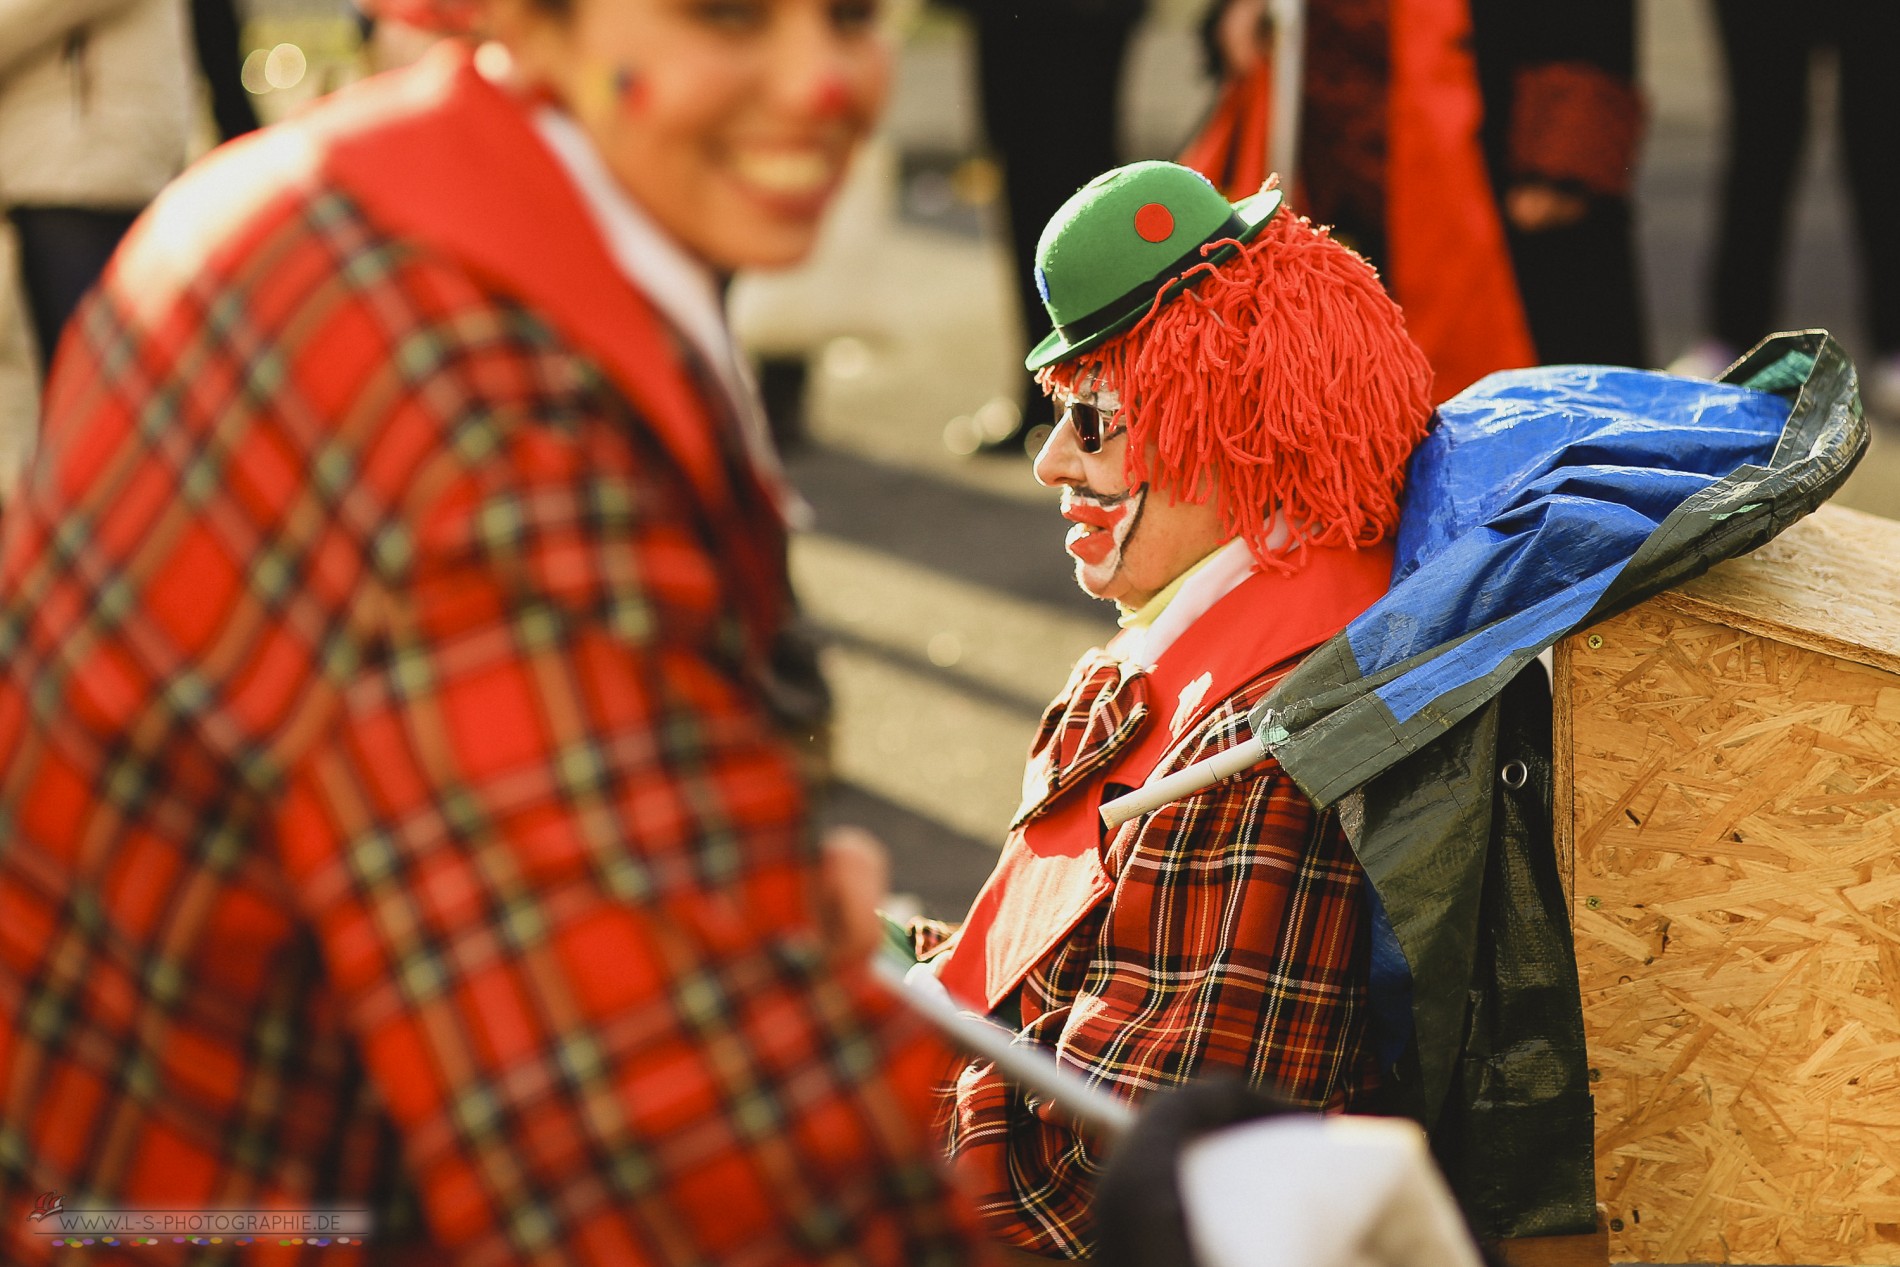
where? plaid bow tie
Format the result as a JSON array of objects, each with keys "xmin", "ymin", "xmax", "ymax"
[{"xmin": 1013, "ymin": 650, "xmax": 1153, "ymax": 829}]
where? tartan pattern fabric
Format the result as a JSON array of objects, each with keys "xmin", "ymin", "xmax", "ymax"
[
  {"xmin": 1012, "ymin": 650, "xmax": 1145, "ymax": 830},
  {"xmin": 0, "ymin": 140, "xmax": 980, "ymax": 1265},
  {"xmin": 944, "ymin": 663, "xmax": 1377, "ymax": 1257}
]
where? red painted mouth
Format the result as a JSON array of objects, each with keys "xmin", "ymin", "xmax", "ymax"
[
  {"xmin": 1066, "ymin": 521, "xmax": 1116, "ymax": 564},
  {"xmin": 1062, "ymin": 498, "xmax": 1127, "ymax": 564}
]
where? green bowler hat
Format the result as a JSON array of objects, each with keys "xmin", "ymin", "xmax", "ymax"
[{"xmin": 1026, "ymin": 160, "xmax": 1284, "ymax": 372}]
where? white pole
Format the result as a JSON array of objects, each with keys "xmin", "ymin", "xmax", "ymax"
[
  {"xmin": 1099, "ymin": 734, "xmax": 1271, "ymax": 830},
  {"xmin": 869, "ymin": 956, "xmax": 1136, "ymax": 1140},
  {"xmin": 1268, "ymin": 0, "xmax": 1306, "ymax": 198}
]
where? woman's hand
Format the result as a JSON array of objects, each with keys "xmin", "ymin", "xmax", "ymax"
[
  {"xmin": 1504, "ymin": 180, "xmax": 1589, "ymax": 233},
  {"xmin": 818, "ymin": 825, "xmax": 892, "ymax": 964},
  {"xmin": 1215, "ymin": 0, "xmax": 1268, "ymax": 76}
]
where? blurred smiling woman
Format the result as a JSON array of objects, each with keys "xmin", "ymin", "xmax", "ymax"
[
  {"xmin": 494, "ymin": 0, "xmax": 886, "ymax": 266},
  {"xmin": 0, "ymin": 2, "xmax": 986, "ymax": 1264}
]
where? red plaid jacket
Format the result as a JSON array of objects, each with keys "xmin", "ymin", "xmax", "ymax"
[
  {"xmin": 0, "ymin": 49, "xmax": 982, "ymax": 1267},
  {"xmin": 929, "ymin": 562, "xmax": 1385, "ymax": 1257}
]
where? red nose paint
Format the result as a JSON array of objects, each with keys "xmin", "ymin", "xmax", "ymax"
[{"xmin": 813, "ymin": 76, "xmax": 852, "ymax": 118}]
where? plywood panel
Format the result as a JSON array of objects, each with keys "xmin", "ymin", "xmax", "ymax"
[
  {"xmin": 1565, "ymin": 601, "xmax": 1900, "ymax": 1265},
  {"xmin": 1661, "ymin": 504, "xmax": 1900, "ymax": 678}
]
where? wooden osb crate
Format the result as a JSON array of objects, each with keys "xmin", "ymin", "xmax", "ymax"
[{"xmin": 1555, "ymin": 504, "xmax": 1900, "ymax": 1265}]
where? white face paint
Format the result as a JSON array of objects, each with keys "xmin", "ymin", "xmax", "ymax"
[
  {"xmin": 1047, "ymin": 380, "xmax": 1141, "ymax": 593},
  {"xmin": 1034, "ymin": 373, "xmax": 1227, "ymax": 608}
]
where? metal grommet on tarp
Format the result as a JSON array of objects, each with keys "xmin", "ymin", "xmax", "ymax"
[{"xmin": 1500, "ymin": 760, "xmax": 1528, "ymax": 789}]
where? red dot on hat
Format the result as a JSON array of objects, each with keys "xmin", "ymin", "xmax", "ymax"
[{"xmin": 1134, "ymin": 202, "xmax": 1175, "ymax": 243}]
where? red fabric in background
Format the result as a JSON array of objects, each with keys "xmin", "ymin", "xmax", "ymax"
[
  {"xmin": 1179, "ymin": 0, "xmax": 1535, "ymax": 402},
  {"xmin": 1385, "ymin": 0, "xmax": 1535, "ymax": 397},
  {"xmin": 1177, "ymin": 60, "xmax": 1273, "ymax": 199},
  {"xmin": 361, "ymin": 0, "xmax": 481, "ymax": 35},
  {"xmin": 1510, "ymin": 61, "xmax": 1645, "ymax": 198}
]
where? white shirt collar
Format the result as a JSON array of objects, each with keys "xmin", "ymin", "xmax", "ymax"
[
  {"xmin": 530, "ymin": 107, "xmax": 804, "ymax": 522},
  {"xmin": 1125, "ymin": 537, "xmax": 1259, "ymax": 667}
]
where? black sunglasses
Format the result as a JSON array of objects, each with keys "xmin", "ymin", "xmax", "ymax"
[{"xmin": 1061, "ymin": 401, "xmax": 1125, "ymax": 454}]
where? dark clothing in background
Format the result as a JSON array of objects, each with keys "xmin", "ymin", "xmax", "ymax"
[
  {"xmin": 1494, "ymin": 198, "xmax": 1645, "ymax": 367},
  {"xmin": 191, "ymin": 0, "xmax": 260, "ymax": 142},
  {"xmin": 8, "ymin": 207, "xmax": 139, "ymax": 371},
  {"xmin": 8, "ymin": 0, "xmax": 255, "ymax": 373},
  {"xmin": 1297, "ymin": 0, "xmax": 1390, "ymax": 266},
  {"xmin": 1706, "ymin": 0, "xmax": 1900, "ymax": 355},
  {"xmin": 1199, "ymin": 0, "xmax": 1648, "ymax": 368},
  {"xmin": 958, "ymin": 0, "xmax": 1145, "ymax": 420},
  {"xmin": 1466, "ymin": 0, "xmax": 1646, "ymax": 367},
  {"xmin": 1192, "ymin": 0, "xmax": 1396, "ymax": 264}
]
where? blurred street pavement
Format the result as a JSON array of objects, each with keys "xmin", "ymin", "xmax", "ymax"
[{"xmin": 726, "ymin": 1, "xmax": 1900, "ymax": 917}]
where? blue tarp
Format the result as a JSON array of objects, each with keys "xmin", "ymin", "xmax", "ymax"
[
  {"xmin": 1361, "ymin": 367, "xmax": 1789, "ymax": 726},
  {"xmin": 1259, "ymin": 333, "xmax": 1865, "ymax": 812},
  {"xmin": 1249, "ymin": 331, "xmax": 1868, "ymax": 1237}
]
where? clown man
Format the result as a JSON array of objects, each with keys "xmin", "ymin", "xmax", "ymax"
[{"xmin": 913, "ymin": 159, "xmax": 1437, "ymax": 1256}]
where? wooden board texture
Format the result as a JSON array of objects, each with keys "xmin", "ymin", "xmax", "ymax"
[
  {"xmin": 1564, "ymin": 600, "xmax": 1900, "ymax": 1265},
  {"xmin": 1661, "ymin": 504, "xmax": 1900, "ymax": 678}
]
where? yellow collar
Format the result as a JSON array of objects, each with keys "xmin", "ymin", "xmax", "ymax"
[{"xmin": 1116, "ymin": 543, "xmax": 1232, "ymax": 629}]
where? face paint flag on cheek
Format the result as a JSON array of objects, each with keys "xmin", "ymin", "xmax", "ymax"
[
  {"xmin": 612, "ymin": 64, "xmax": 646, "ymax": 115},
  {"xmin": 567, "ymin": 62, "xmax": 629, "ymax": 125}
]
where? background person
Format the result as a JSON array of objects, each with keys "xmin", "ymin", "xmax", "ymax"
[
  {"xmin": 1669, "ymin": 0, "xmax": 1900, "ymax": 419},
  {"xmin": 0, "ymin": 0, "xmax": 193, "ymax": 376},
  {"xmin": 1197, "ymin": 0, "xmax": 1647, "ymax": 377},
  {"xmin": 0, "ymin": 0, "xmax": 989, "ymax": 1261},
  {"xmin": 1466, "ymin": 0, "xmax": 1647, "ymax": 368},
  {"xmin": 941, "ymin": 0, "xmax": 1145, "ymax": 456}
]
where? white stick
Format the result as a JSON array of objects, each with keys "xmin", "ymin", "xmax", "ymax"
[
  {"xmin": 869, "ymin": 956, "xmax": 1135, "ymax": 1140},
  {"xmin": 1268, "ymin": 0, "xmax": 1306, "ymax": 197},
  {"xmin": 1099, "ymin": 734, "xmax": 1270, "ymax": 831}
]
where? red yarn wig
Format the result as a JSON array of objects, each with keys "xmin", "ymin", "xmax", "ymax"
[{"xmin": 1039, "ymin": 205, "xmax": 1435, "ymax": 572}]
